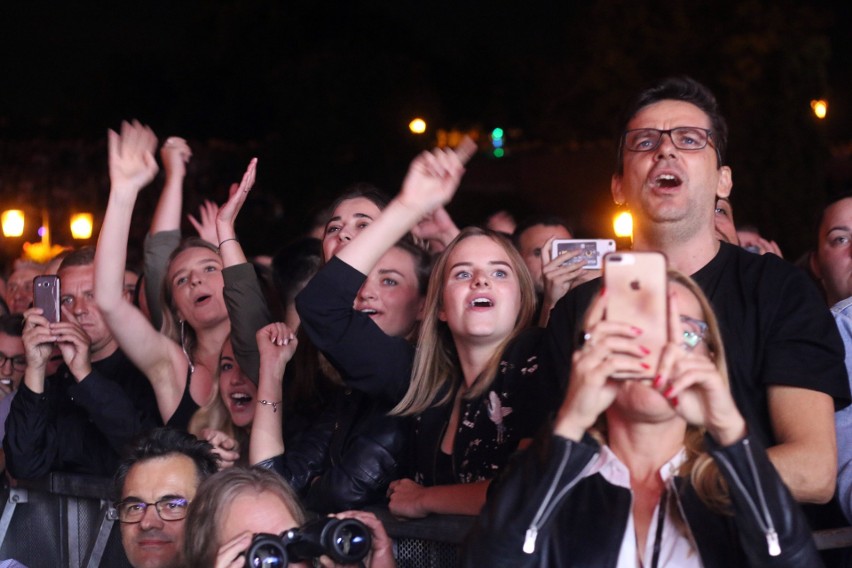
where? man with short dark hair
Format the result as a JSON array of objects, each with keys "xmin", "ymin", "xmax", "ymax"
[
  {"xmin": 114, "ymin": 428, "xmax": 218, "ymax": 568},
  {"xmin": 544, "ymin": 76, "xmax": 849, "ymax": 504},
  {"xmin": 4, "ymin": 247, "xmax": 160, "ymax": 479}
]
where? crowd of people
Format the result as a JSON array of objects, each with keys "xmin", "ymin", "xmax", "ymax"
[{"xmin": 0, "ymin": 76, "xmax": 849, "ymax": 567}]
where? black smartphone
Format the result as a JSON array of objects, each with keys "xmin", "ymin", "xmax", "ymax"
[{"xmin": 33, "ymin": 275, "xmax": 60, "ymax": 323}]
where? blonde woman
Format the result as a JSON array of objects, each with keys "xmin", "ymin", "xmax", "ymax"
[
  {"xmin": 296, "ymin": 140, "xmax": 554, "ymax": 518},
  {"xmin": 463, "ymin": 271, "xmax": 819, "ymax": 567}
]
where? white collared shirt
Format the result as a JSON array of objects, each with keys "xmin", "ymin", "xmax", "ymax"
[{"xmin": 585, "ymin": 446, "xmax": 703, "ymax": 568}]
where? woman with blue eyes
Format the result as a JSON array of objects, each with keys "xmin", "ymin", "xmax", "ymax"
[
  {"xmin": 95, "ymin": 121, "xmax": 231, "ymax": 431},
  {"xmin": 296, "ymin": 139, "xmax": 552, "ymax": 519}
]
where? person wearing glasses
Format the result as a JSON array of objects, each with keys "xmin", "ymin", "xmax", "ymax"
[
  {"xmin": 466, "ymin": 271, "xmax": 819, "ymax": 567},
  {"xmin": 113, "ymin": 427, "xmax": 219, "ymax": 568},
  {"xmin": 542, "ymin": 76, "xmax": 849, "ymax": 508}
]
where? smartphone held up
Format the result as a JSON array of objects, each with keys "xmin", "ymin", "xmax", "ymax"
[
  {"xmin": 602, "ymin": 252, "xmax": 667, "ymax": 380},
  {"xmin": 33, "ymin": 275, "xmax": 60, "ymax": 323}
]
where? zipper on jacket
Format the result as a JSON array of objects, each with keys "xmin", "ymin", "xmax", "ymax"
[
  {"xmin": 523, "ymin": 443, "xmax": 598, "ymax": 554},
  {"xmin": 713, "ymin": 438, "xmax": 780, "ymax": 557}
]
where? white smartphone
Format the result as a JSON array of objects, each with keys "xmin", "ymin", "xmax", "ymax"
[{"xmin": 551, "ymin": 239, "xmax": 616, "ymax": 270}]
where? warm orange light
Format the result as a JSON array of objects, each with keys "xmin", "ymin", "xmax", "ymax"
[
  {"xmin": 613, "ymin": 211, "xmax": 633, "ymax": 239},
  {"xmin": 70, "ymin": 213, "xmax": 94, "ymax": 239},
  {"xmin": 409, "ymin": 118, "xmax": 427, "ymax": 134},
  {"xmin": 1, "ymin": 210, "xmax": 25, "ymax": 237},
  {"xmin": 811, "ymin": 99, "xmax": 828, "ymax": 119}
]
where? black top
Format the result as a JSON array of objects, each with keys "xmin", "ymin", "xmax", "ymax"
[
  {"xmin": 165, "ymin": 366, "xmax": 200, "ymax": 432},
  {"xmin": 4, "ymin": 348, "xmax": 161, "ymax": 479},
  {"xmin": 297, "ymin": 256, "xmax": 553, "ymax": 486},
  {"xmin": 542, "ymin": 241, "xmax": 851, "ymax": 447}
]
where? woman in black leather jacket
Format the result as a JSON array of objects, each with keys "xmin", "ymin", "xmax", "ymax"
[{"xmin": 464, "ymin": 270, "xmax": 821, "ymax": 567}]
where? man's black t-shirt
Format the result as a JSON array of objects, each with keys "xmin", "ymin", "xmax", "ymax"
[{"xmin": 542, "ymin": 241, "xmax": 850, "ymax": 447}]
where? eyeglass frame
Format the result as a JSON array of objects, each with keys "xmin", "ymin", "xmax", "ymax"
[
  {"xmin": 679, "ymin": 314, "xmax": 709, "ymax": 352},
  {"xmin": 114, "ymin": 496, "xmax": 190, "ymax": 524},
  {"xmin": 617, "ymin": 126, "xmax": 722, "ymax": 169},
  {"xmin": 0, "ymin": 352, "xmax": 27, "ymax": 372}
]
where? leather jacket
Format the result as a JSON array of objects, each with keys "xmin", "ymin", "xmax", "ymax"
[
  {"xmin": 463, "ymin": 432, "xmax": 821, "ymax": 567},
  {"xmin": 258, "ymin": 388, "xmax": 411, "ymax": 514}
]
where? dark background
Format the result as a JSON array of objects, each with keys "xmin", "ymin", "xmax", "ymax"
[{"xmin": 1, "ymin": 0, "xmax": 851, "ymax": 263}]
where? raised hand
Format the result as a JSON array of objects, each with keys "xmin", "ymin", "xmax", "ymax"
[
  {"xmin": 411, "ymin": 205, "xmax": 460, "ymax": 250},
  {"xmin": 21, "ymin": 308, "xmax": 57, "ymax": 371},
  {"xmin": 654, "ymin": 291, "xmax": 746, "ymax": 446},
  {"xmin": 216, "ymin": 158, "xmax": 258, "ymax": 236},
  {"xmin": 398, "ymin": 138, "xmax": 476, "ymax": 216},
  {"xmin": 256, "ymin": 322, "xmax": 297, "ymax": 382},
  {"xmin": 160, "ymin": 136, "xmax": 192, "ymax": 180},
  {"xmin": 51, "ymin": 306, "xmax": 93, "ymax": 382},
  {"xmin": 187, "ymin": 199, "xmax": 220, "ymax": 245},
  {"xmin": 108, "ymin": 120, "xmax": 159, "ymax": 192},
  {"xmin": 553, "ymin": 289, "xmax": 646, "ymax": 441}
]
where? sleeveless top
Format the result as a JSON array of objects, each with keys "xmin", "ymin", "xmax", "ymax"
[{"xmin": 165, "ymin": 367, "xmax": 200, "ymax": 432}]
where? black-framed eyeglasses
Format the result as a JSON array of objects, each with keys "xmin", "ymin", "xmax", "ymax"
[
  {"xmin": 680, "ymin": 315, "xmax": 709, "ymax": 352},
  {"xmin": 0, "ymin": 352, "xmax": 26, "ymax": 372},
  {"xmin": 115, "ymin": 497, "xmax": 190, "ymax": 524},
  {"xmin": 623, "ymin": 127, "xmax": 715, "ymax": 154}
]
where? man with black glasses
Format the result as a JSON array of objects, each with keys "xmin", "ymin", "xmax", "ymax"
[
  {"xmin": 543, "ymin": 76, "xmax": 849, "ymax": 504},
  {"xmin": 114, "ymin": 428, "xmax": 218, "ymax": 568}
]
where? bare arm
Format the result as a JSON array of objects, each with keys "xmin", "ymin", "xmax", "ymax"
[
  {"xmin": 248, "ymin": 322, "xmax": 296, "ymax": 465},
  {"xmin": 387, "ymin": 478, "xmax": 490, "ymax": 518},
  {"xmin": 766, "ymin": 385, "xmax": 837, "ymax": 503},
  {"xmin": 336, "ymin": 139, "xmax": 475, "ymax": 276},
  {"xmin": 95, "ymin": 121, "xmax": 186, "ymax": 418},
  {"xmin": 150, "ymin": 136, "xmax": 192, "ymax": 233}
]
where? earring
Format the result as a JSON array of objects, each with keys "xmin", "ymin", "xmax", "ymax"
[{"xmin": 180, "ymin": 320, "xmax": 195, "ymax": 374}]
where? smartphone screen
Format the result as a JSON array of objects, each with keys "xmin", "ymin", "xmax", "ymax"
[
  {"xmin": 33, "ymin": 275, "xmax": 60, "ymax": 323},
  {"xmin": 603, "ymin": 252, "xmax": 667, "ymax": 379}
]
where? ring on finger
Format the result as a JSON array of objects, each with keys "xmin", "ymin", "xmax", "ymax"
[{"xmin": 578, "ymin": 330, "xmax": 593, "ymax": 348}]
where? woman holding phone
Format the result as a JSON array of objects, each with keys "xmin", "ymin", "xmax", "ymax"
[{"xmin": 463, "ymin": 270, "xmax": 819, "ymax": 567}]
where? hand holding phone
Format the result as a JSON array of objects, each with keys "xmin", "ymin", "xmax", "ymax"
[{"xmin": 551, "ymin": 239, "xmax": 615, "ymax": 270}]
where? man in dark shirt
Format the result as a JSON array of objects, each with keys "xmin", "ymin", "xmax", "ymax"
[
  {"xmin": 4, "ymin": 247, "xmax": 161, "ymax": 478},
  {"xmin": 543, "ymin": 76, "xmax": 849, "ymax": 504}
]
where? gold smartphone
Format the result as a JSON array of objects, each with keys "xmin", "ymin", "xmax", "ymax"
[{"xmin": 603, "ymin": 252, "xmax": 667, "ymax": 379}]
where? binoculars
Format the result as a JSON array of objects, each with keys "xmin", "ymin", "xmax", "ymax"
[{"xmin": 245, "ymin": 517, "xmax": 372, "ymax": 567}]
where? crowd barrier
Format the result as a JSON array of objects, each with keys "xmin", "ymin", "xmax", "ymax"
[{"xmin": 0, "ymin": 473, "xmax": 850, "ymax": 567}]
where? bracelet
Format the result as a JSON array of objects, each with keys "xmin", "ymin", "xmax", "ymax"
[
  {"xmin": 218, "ymin": 237, "xmax": 239, "ymax": 248},
  {"xmin": 258, "ymin": 399, "xmax": 281, "ymax": 412}
]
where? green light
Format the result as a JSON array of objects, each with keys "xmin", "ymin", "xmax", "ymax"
[
  {"xmin": 491, "ymin": 128, "xmax": 504, "ymax": 139},
  {"xmin": 493, "ymin": 148, "xmax": 505, "ymax": 158}
]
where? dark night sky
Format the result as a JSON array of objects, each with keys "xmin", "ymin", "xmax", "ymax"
[{"xmin": 1, "ymin": 1, "xmax": 851, "ymax": 257}]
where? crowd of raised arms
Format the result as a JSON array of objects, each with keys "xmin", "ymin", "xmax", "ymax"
[{"xmin": 0, "ymin": 76, "xmax": 851, "ymax": 568}]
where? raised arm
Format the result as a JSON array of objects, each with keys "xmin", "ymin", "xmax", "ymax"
[
  {"xmin": 215, "ymin": 159, "xmax": 271, "ymax": 379},
  {"xmin": 95, "ymin": 121, "xmax": 184, "ymax": 412},
  {"xmin": 336, "ymin": 138, "xmax": 475, "ymax": 274},
  {"xmin": 248, "ymin": 322, "xmax": 297, "ymax": 465},
  {"xmin": 151, "ymin": 136, "xmax": 192, "ymax": 233}
]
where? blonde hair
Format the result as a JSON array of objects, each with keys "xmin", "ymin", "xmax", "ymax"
[{"xmin": 391, "ymin": 227, "xmax": 536, "ymax": 416}]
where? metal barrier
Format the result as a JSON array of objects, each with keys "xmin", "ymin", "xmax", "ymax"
[{"xmin": 0, "ymin": 473, "xmax": 849, "ymax": 568}]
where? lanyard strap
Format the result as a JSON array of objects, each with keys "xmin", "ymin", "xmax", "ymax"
[{"xmin": 650, "ymin": 488, "xmax": 668, "ymax": 568}]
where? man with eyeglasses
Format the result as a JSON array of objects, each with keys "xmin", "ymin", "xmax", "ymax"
[
  {"xmin": 114, "ymin": 428, "xmax": 218, "ymax": 568},
  {"xmin": 543, "ymin": 76, "xmax": 849, "ymax": 506}
]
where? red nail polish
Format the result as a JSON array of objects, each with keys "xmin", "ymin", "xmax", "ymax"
[
  {"xmin": 663, "ymin": 386, "xmax": 674, "ymax": 398},
  {"xmin": 670, "ymin": 395, "xmax": 679, "ymax": 407},
  {"xmin": 639, "ymin": 346, "xmax": 651, "ymax": 355},
  {"xmin": 652, "ymin": 374, "xmax": 663, "ymax": 389},
  {"xmin": 640, "ymin": 362, "xmax": 650, "ymax": 370},
  {"xmin": 631, "ymin": 326, "xmax": 643, "ymax": 335}
]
